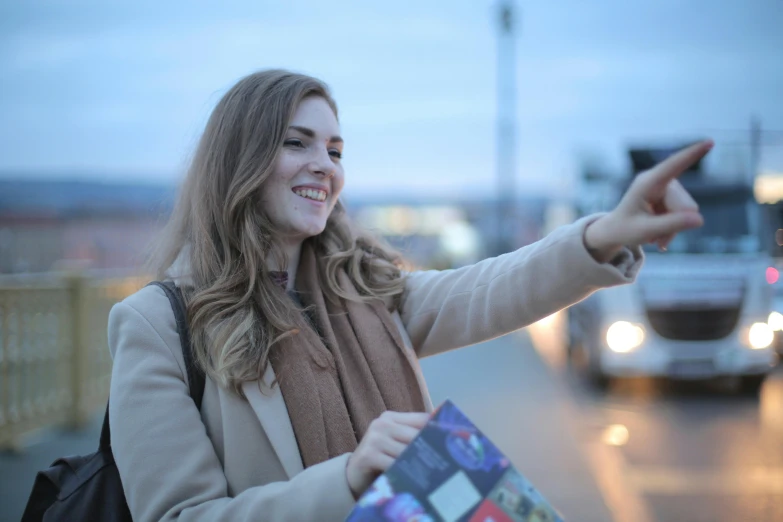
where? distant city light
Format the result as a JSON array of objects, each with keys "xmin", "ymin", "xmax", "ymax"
[
  {"xmin": 356, "ymin": 205, "xmax": 464, "ymax": 236},
  {"xmin": 754, "ymin": 172, "xmax": 783, "ymax": 204},
  {"xmin": 601, "ymin": 424, "xmax": 630, "ymax": 447},
  {"xmin": 766, "ymin": 267, "xmax": 779, "ymax": 285},
  {"xmin": 439, "ymin": 221, "xmax": 481, "ymax": 263}
]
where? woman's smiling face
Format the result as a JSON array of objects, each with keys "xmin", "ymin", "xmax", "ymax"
[{"xmin": 262, "ymin": 96, "xmax": 345, "ymax": 241}]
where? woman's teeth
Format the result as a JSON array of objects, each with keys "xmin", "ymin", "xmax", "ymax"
[{"xmin": 293, "ymin": 188, "xmax": 327, "ymax": 202}]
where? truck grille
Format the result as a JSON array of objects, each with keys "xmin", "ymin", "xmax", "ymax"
[{"xmin": 645, "ymin": 308, "xmax": 740, "ymax": 341}]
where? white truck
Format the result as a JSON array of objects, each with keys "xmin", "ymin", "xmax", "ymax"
[{"xmin": 566, "ymin": 147, "xmax": 778, "ymax": 394}]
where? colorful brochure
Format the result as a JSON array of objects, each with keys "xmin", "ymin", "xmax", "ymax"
[{"xmin": 346, "ymin": 399, "xmax": 565, "ymax": 522}]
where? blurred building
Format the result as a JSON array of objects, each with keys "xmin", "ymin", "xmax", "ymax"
[
  {"xmin": 344, "ymin": 195, "xmax": 547, "ymax": 269},
  {"xmin": 0, "ymin": 179, "xmax": 173, "ymax": 273},
  {"xmin": 0, "ymin": 178, "xmax": 550, "ymax": 274}
]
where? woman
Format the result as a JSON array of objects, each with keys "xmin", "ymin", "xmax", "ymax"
[{"xmin": 108, "ymin": 69, "xmax": 708, "ymax": 522}]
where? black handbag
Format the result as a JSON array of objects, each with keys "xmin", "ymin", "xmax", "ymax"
[{"xmin": 21, "ymin": 281, "xmax": 205, "ymax": 522}]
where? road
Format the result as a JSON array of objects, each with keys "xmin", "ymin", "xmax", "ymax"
[
  {"xmin": 526, "ymin": 311, "xmax": 783, "ymax": 522},
  {"xmin": 1, "ymin": 331, "xmax": 612, "ymax": 522},
  {"xmin": 0, "ymin": 411, "xmax": 103, "ymax": 522},
  {"xmin": 3, "ymin": 322, "xmax": 782, "ymax": 521}
]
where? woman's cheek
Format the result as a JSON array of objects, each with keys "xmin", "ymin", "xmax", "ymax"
[
  {"xmin": 275, "ymin": 153, "xmax": 303, "ymax": 181},
  {"xmin": 333, "ymin": 170, "xmax": 346, "ymax": 195}
]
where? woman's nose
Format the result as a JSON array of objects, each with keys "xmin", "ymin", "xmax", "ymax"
[{"xmin": 308, "ymin": 148, "xmax": 336, "ymax": 178}]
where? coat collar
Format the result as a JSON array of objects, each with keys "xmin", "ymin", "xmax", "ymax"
[
  {"xmin": 168, "ymin": 249, "xmax": 305, "ymax": 478},
  {"xmin": 241, "ymin": 366, "xmax": 304, "ymax": 478}
]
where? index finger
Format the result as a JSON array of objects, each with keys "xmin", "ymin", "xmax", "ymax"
[
  {"xmin": 664, "ymin": 178, "xmax": 699, "ymax": 212},
  {"xmin": 648, "ymin": 140, "xmax": 714, "ymax": 186}
]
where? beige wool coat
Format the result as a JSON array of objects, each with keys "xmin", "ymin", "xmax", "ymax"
[{"xmin": 107, "ymin": 215, "xmax": 643, "ymax": 522}]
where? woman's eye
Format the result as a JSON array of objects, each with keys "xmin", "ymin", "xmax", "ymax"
[
  {"xmin": 329, "ymin": 149, "xmax": 343, "ymax": 159},
  {"xmin": 284, "ymin": 138, "xmax": 304, "ymax": 148}
]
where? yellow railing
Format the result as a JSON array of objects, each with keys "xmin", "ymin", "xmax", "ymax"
[{"xmin": 0, "ymin": 271, "xmax": 148, "ymax": 450}]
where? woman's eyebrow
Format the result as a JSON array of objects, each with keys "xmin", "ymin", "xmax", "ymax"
[{"xmin": 288, "ymin": 125, "xmax": 343, "ymax": 143}]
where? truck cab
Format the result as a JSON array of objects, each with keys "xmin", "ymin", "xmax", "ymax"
[{"xmin": 566, "ymin": 146, "xmax": 778, "ymax": 393}]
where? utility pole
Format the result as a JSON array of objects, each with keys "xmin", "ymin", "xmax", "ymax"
[
  {"xmin": 496, "ymin": 1, "xmax": 517, "ymax": 255},
  {"xmin": 750, "ymin": 115, "xmax": 761, "ymax": 183}
]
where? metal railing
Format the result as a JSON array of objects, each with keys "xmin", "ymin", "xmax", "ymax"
[{"xmin": 0, "ymin": 271, "xmax": 148, "ymax": 450}]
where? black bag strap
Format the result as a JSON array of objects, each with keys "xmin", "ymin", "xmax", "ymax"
[
  {"xmin": 98, "ymin": 280, "xmax": 206, "ymax": 450},
  {"xmin": 147, "ymin": 281, "xmax": 206, "ymax": 408}
]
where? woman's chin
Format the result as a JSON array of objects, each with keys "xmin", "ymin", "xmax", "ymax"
[{"xmin": 293, "ymin": 221, "xmax": 327, "ymax": 239}]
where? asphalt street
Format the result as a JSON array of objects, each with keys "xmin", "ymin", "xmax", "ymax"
[
  {"xmin": 4, "ymin": 322, "xmax": 780, "ymax": 521},
  {"xmin": 527, "ymin": 311, "xmax": 783, "ymax": 522}
]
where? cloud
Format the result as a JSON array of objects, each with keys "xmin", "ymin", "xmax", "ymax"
[{"xmin": 0, "ymin": 0, "xmax": 780, "ymax": 194}]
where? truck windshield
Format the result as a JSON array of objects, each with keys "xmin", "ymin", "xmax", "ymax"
[{"xmin": 645, "ymin": 186, "xmax": 760, "ymax": 254}]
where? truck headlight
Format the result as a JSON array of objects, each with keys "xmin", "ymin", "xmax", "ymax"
[
  {"xmin": 606, "ymin": 321, "xmax": 645, "ymax": 353},
  {"xmin": 748, "ymin": 322, "xmax": 774, "ymax": 350},
  {"xmin": 768, "ymin": 312, "xmax": 783, "ymax": 331}
]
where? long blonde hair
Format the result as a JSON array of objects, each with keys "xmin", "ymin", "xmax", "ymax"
[{"xmin": 149, "ymin": 70, "xmax": 406, "ymax": 394}]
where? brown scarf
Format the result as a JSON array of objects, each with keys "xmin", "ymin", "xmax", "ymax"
[{"xmin": 270, "ymin": 242, "xmax": 426, "ymax": 469}]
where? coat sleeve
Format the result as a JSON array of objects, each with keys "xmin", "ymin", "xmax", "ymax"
[
  {"xmin": 398, "ymin": 214, "xmax": 644, "ymax": 358},
  {"xmin": 107, "ymin": 287, "xmax": 356, "ymax": 522}
]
